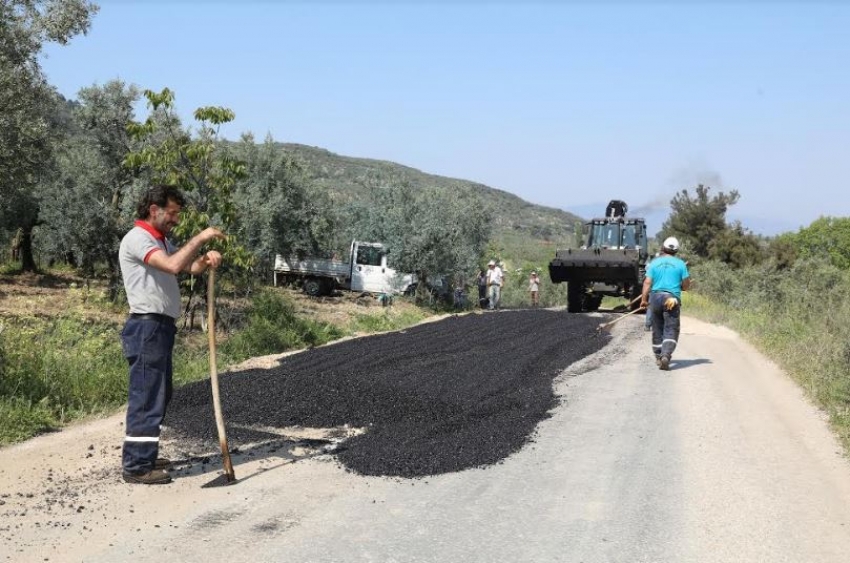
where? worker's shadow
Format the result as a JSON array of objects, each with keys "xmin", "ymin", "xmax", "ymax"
[{"xmin": 670, "ymin": 358, "xmax": 712, "ymax": 370}]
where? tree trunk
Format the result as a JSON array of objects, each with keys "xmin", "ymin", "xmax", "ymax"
[
  {"xmin": 107, "ymin": 255, "xmax": 121, "ymax": 302},
  {"xmin": 19, "ymin": 224, "xmax": 37, "ymax": 272}
]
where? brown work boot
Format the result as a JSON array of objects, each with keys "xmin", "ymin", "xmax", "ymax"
[
  {"xmin": 154, "ymin": 458, "xmax": 173, "ymax": 470},
  {"xmin": 123, "ymin": 469, "xmax": 173, "ymax": 485},
  {"xmin": 655, "ymin": 356, "xmax": 662, "ymax": 367},
  {"xmin": 659, "ymin": 355, "xmax": 670, "ymax": 371}
]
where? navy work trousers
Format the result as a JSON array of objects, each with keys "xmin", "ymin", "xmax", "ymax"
[
  {"xmin": 650, "ymin": 291, "xmax": 681, "ymax": 360},
  {"xmin": 121, "ymin": 315, "xmax": 176, "ymax": 474}
]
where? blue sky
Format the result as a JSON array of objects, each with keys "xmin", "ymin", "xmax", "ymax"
[{"xmin": 41, "ymin": 1, "xmax": 850, "ymax": 235}]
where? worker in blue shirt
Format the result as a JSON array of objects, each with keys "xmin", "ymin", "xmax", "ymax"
[{"xmin": 640, "ymin": 237, "xmax": 691, "ymax": 371}]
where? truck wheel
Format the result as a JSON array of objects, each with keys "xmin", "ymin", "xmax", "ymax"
[
  {"xmin": 567, "ymin": 283, "xmax": 584, "ymax": 313},
  {"xmin": 303, "ymin": 278, "xmax": 323, "ymax": 297}
]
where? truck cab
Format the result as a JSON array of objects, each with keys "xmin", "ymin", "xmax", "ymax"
[{"xmin": 350, "ymin": 242, "xmax": 411, "ymax": 294}]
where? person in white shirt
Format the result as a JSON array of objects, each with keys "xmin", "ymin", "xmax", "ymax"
[
  {"xmin": 528, "ymin": 271, "xmax": 540, "ymax": 308},
  {"xmin": 486, "ymin": 260, "xmax": 503, "ymax": 310}
]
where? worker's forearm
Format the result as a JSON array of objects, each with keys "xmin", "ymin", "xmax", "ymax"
[
  {"xmin": 188, "ymin": 255, "xmax": 210, "ymax": 275},
  {"xmin": 641, "ymin": 278, "xmax": 652, "ymax": 302},
  {"xmin": 169, "ymin": 237, "xmax": 208, "ymax": 274},
  {"xmin": 148, "ymin": 236, "xmax": 208, "ymax": 275}
]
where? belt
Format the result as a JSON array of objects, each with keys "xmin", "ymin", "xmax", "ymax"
[{"xmin": 129, "ymin": 313, "xmax": 175, "ymax": 324}]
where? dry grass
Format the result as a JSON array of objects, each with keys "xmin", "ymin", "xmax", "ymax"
[
  {"xmin": 0, "ymin": 271, "xmax": 123, "ymax": 323},
  {"xmin": 0, "ymin": 270, "xmax": 424, "ymax": 332}
]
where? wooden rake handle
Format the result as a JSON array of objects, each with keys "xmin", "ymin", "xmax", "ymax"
[
  {"xmin": 208, "ymin": 269, "xmax": 236, "ymax": 482},
  {"xmin": 598, "ymin": 305, "xmax": 646, "ymax": 331}
]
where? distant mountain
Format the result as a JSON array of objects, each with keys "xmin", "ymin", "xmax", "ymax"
[{"xmin": 277, "ymin": 143, "xmax": 584, "ymax": 245}]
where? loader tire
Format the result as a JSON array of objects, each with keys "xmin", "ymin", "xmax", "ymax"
[
  {"xmin": 587, "ymin": 294, "xmax": 603, "ymax": 312},
  {"xmin": 567, "ymin": 283, "xmax": 584, "ymax": 313}
]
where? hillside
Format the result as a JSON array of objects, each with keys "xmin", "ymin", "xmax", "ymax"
[{"xmin": 276, "ymin": 143, "xmax": 584, "ymax": 258}]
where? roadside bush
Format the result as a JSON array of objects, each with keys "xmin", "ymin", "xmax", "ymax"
[
  {"xmin": 348, "ymin": 308, "xmax": 428, "ymax": 334},
  {"xmin": 0, "ymin": 397, "xmax": 57, "ymax": 445},
  {"xmin": 0, "ymin": 316, "xmax": 128, "ymax": 443},
  {"xmin": 217, "ymin": 289, "xmax": 344, "ymax": 362},
  {"xmin": 687, "ymin": 257, "xmax": 850, "ymax": 447},
  {"xmin": 0, "ymin": 317, "xmax": 127, "ymax": 412}
]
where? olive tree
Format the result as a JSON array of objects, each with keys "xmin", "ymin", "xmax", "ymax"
[
  {"xmin": 346, "ymin": 182, "xmax": 493, "ymax": 290},
  {"xmin": 0, "ymin": 0, "xmax": 98, "ymax": 270},
  {"xmin": 36, "ymin": 80, "xmax": 140, "ymax": 290},
  {"xmin": 231, "ymin": 134, "xmax": 338, "ymax": 280}
]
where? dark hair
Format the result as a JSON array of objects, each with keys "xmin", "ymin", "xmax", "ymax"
[{"xmin": 136, "ymin": 184, "xmax": 186, "ymax": 219}]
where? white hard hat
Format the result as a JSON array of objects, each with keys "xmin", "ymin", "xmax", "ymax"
[
  {"xmin": 663, "ymin": 237, "xmax": 680, "ymax": 253},
  {"xmin": 488, "ymin": 260, "xmax": 496, "ymax": 266}
]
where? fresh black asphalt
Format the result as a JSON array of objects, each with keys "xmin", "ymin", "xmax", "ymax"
[{"xmin": 166, "ymin": 309, "xmax": 611, "ymax": 478}]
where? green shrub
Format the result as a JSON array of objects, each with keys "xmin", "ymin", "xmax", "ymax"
[
  {"xmin": 0, "ymin": 397, "xmax": 58, "ymax": 446},
  {"xmin": 348, "ymin": 308, "xmax": 428, "ymax": 334},
  {"xmin": 0, "ymin": 315, "xmax": 128, "ymax": 443},
  {"xmin": 687, "ymin": 258, "xmax": 850, "ymax": 449},
  {"xmin": 0, "ymin": 317, "xmax": 127, "ymax": 414},
  {"xmin": 217, "ymin": 289, "xmax": 344, "ymax": 362}
]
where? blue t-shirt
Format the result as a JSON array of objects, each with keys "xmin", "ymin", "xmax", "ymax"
[{"xmin": 646, "ymin": 255, "xmax": 689, "ymax": 300}]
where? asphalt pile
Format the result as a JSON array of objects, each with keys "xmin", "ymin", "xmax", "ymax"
[{"xmin": 166, "ymin": 309, "xmax": 610, "ymax": 478}]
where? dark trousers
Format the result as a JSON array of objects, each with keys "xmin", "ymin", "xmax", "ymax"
[
  {"xmin": 121, "ymin": 316, "xmax": 176, "ymax": 474},
  {"xmin": 478, "ymin": 285, "xmax": 488, "ymax": 308},
  {"xmin": 650, "ymin": 291, "xmax": 681, "ymax": 359}
]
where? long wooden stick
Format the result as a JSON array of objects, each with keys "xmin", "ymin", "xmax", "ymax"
[
  {"xmin": 598, "ymin": 306, "xmax": 646, "ymax": 331},
  {"xmin": 207, "ymin": 269, "xmax": 235, "ymax": 482}
]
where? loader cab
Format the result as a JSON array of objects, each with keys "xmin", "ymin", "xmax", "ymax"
[{"xmin": 584, "ymin": 218, "xmax": 648, "ymax": 254}]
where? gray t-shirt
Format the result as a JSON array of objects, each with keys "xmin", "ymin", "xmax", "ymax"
[{"xmin": 119, "ymin": 224, "xmax": 181, "ymax": 319}]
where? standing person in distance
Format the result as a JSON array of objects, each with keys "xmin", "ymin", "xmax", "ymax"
[
  {"xmin": 476, "ymin": 268, "xmax": 489, "ymax": 309},
  {"xmin": 639, "ymin": 237, "xmax": 691, "ymax": 371},
  {"xmin": 486, "ymin": 259, "xmax": 503, "ymax": 310},
  {"xmin": 528, "ymin": 270, "xmax": 541, "ymax": 308},
  {"xmin": 119, "ymin": 184, "xmax": 225, "ymax": 485}
]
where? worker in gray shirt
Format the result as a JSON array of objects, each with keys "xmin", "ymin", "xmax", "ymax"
[{"xmin": 118, "ymin": 184, "xmax": 224, "ymax": 485}]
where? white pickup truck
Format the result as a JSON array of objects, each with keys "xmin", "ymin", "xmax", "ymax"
[{"xmin": 273, "ymin": 240, "xmax": 416, "ymax": 297}]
